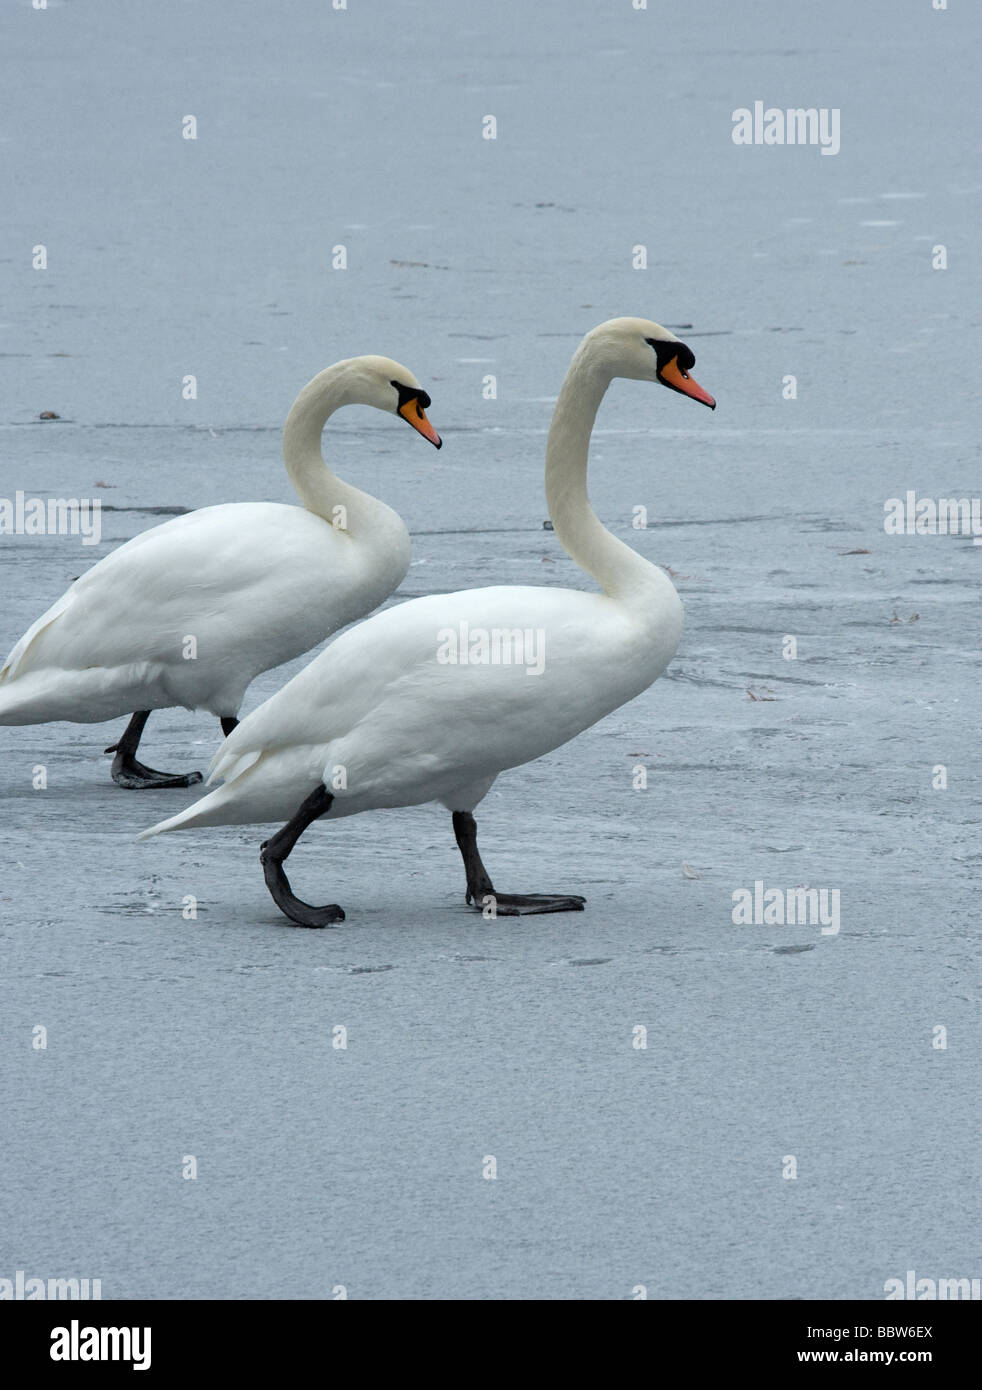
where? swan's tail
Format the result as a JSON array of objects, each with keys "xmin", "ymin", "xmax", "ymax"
[
  {"xmin": 138, "ymin": 746, "xmax": 326, "ymax": 837},
  {"xmin": 138, "ymin": 784, "xmax": 243, "ymax": 838},
  {"xmin": 0, "ymin": 667, "xmax": 142, "ymax": 725},
  {"xmin": 0, "ymin": 678, "xmax": 50, "ymax": 725}
]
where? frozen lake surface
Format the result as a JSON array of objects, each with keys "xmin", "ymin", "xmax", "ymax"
[{"xmin": 1, "ymin": 0, "xmax": 979, "ymax": 1299}]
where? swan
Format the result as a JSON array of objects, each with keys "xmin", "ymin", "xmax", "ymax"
[
  {"xmin": 140, "ymin": 317, "xmax": 715, "ymax": 923},
  {"xmin": 0, "ymin": 357, "xmax": 441, "ymax": 787}
]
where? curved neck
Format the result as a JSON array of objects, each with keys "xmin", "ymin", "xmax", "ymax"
[
  {"xmin": 280, "ymin": 362, "xmax": 398, "ymax": 536},
  {"xmin": 545, "ymin": 348, "xmax": 671, "ymax": 607}
]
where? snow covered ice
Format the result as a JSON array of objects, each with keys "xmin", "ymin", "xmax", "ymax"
[{"xmin": 1, "ymin": 0, "xmax": 979, "ymax": 1300}]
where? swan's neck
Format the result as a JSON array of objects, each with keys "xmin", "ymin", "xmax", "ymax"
[
  {"xmin": 280, "ymin": 362, "xmax": 408, "ymax": 550},
  {"xmin": 545, "ymin": 351, "xmax": 677, "ymax": 614}
]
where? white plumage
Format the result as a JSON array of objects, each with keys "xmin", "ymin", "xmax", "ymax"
[
  {"xmin": 0, "ymin": 356, "xmax": 440, "ymax": 784},
  {"xmin": 140, "ymin": 318, "xmax": 715, "ymax": 924}
]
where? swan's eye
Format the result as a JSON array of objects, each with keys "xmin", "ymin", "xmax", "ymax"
[
  {"xmin": 391, "ymin": 379, "xmax": 430, "ymax": 414},
  {"xmin": 643, "ymin": 336, "xmax": 714, "ymax": 407},
  {"xmin": 391, "ymin": 379, "xmax": 443, "ymax": 447},
  {"xmin": 645, "ymin": 337, "xmax": 696, "ymax": 377}
]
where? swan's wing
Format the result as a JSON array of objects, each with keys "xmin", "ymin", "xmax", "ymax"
[
  {"xmin": 206, "ymin": 584, "xmax": 636, "ymax": 785},
  {"xmin": 0, "ymin": 587, "xmax": 76, "ymax": 683},
  {"xmin": 145, "ymin": 583, "xmax": 675, "ymax": 834},
  {"xmin": 0, "ymin": 503, "xmax": 375, "ymax": 690}
]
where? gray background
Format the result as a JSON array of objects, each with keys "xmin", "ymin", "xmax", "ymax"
[{"xmin": 1, "ymin": 0, "xmax": 979, "ymax": 1299}]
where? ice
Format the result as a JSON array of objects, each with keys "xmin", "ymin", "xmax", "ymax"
[{"xmin": 0, "ymin": 0, "xmax": 979, "ymax": 1301}]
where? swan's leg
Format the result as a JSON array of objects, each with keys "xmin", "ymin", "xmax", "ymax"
[
  {"xmin": 220, "ymin": 716, "xmax": 238, "ymax": 737},
  {"xmin": 259, "ymin": 784, "xmax": 345, "ymax": 929},
  {"xmin": 104, "ymin": 711, "xmax": 204, "ymax": 790},
  {"xmin": 451, "ymin": 810, "xmax": 586, "ymax": 916}
]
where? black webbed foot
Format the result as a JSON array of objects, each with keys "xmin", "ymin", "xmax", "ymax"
[
  {"xmin": 453, "ymin": 810, "xmax": 586, "ymax": 918},
  {"xmin": 110, "ymin": 756, "xmax": 203, "ymax": 790},
  {"xmin": 467, "ymin": 890, "xmax": 586, "ymax": 917},
  {"xmin": 105, "ymin": 710, "xmax": 202, "ymax": 788},
  {"xmin": 260, "ymin": 841, "xmax": 345, "ymax": 928},
  {"xmin": 259, "ymin": 784, "xmax": 341, "ymax": 927}
]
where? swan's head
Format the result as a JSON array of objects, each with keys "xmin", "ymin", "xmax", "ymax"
[
  {"xmin": 348, "ymin": 355, "xmax": 443, "ymax": 448},
  {"xmin": 583, "ymin": 317, "xmax": 716, "ymax": 409}
]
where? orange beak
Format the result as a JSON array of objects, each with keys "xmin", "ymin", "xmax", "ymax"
[
  {"xmin": 398, "ymin": 397, "xmax": 442, "ymax": 448},
  {"xmin": 659, "ymin": 356, "xmax": 716, "ymax": 409}
]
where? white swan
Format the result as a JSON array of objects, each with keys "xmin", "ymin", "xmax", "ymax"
[
  {"xmin": 0, "ymin": 357, "xmax": 441, "ymax": 787},
  {"xmin": 140, "ymin": 318, "xmax": 715, "ymax": 922}
]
